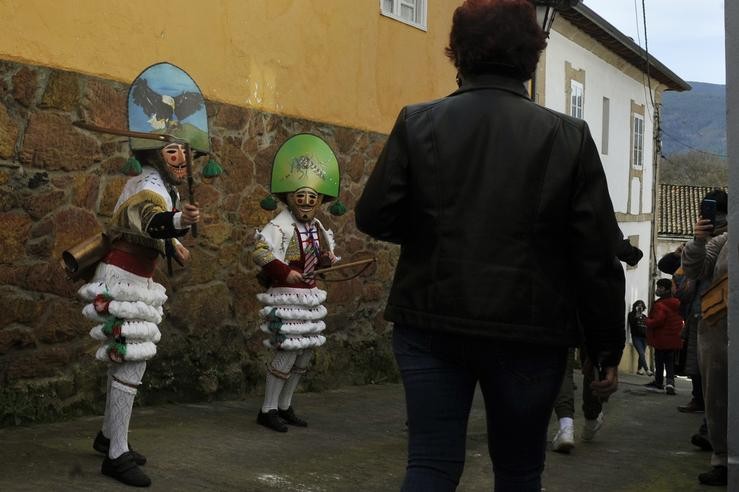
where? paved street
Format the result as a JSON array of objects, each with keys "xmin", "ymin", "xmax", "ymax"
[{"xmin": 0, "ymin": 373, "xmax": 718, "ymax": 491}]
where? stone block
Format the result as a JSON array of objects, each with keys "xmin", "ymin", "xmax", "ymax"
[
  {"xmin": 80, "ymin": 78, "xmax": 126, "ymax": 130},
  {"xmin": 344, "ymin": 153, "xmax": 365, "ymax": 183},
  {"xmin": 4, "ymin": 344, "xmax": 82, "ymax": 380},
  {"xmin": 227, "ymin": 272, "xmax": 262, "ymax": 321},
  {"xmin": 51, "ymin": 207, "xmax": 101, "ymax": 259},
  {"xmin": 0, "ymin": 103, "xmax": 20, "ymax": 160},
  {"xmin": 20, "ymin": 112, "xmax": 101, "ymax": 171},
  {"xmin": 35, "ymin": 298, "xmax": 86, "ymax": 344},
  {"xmin": 39, "ymin": 70, "xmax": 80, "ymax": 111},
  {"xmin": 0, "ymin": 286, "xmax": 44, "ymax": 328},
  {"xmin": 167, "ymin": 282, "xmax": 231, "ymax": 335},
  {"xmin": 212, "ymin": 103, "xmax": 251, "ymax": 131},
  {"xmin": 0, "ymin": 326, "xmax": 36, "ymax": 354},
  {"xmin": 11, "ymin": 66, "xmax": 39, "ymax": 107},
  {"xmin": 21, "ymin": 189, "xmax": 67, "ymax": 220},
  {"xmin": 22, "ymin": 262, "xmax": 79, "ymax": 298},
  {"xmin": 0, "ymin": 211, "xmax": 33, "ymax": 263},
  {"xmin": 72, "ymin": 174, "xmax": 99, "ymax": 209},
  {"xmin": 98, "ymin": 176, "xmax": 127, "ymax": 216}
]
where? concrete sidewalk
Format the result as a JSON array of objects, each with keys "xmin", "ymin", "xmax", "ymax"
[{"xmin": 0, "ymin": 373, "xmax": 718, "ymax": 491}]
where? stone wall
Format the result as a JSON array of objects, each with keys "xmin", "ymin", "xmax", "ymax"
[{"xmin": 0, "ymin": 60, "xmax": 400, "ymax": 425}]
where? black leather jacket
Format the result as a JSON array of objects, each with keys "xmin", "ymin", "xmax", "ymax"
[{"xmin": 356, "ymin": 74, "xmax": 625, "ymax": 367}]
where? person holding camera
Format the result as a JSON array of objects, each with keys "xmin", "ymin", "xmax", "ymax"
[{"xmin": 681, "ymin": 189, "xmax": 728, "ymax": 486}]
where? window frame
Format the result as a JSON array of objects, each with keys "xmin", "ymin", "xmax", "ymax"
[
  {"xmin": 632, "ymin": 113, "xmax": 645, "ymax": 170},
  {"xmin": 380, "ymin": 0, "xmax": 428, "ymax": 31},
  {"xmin": 569, "ymin": 80, "xmax": 584, "ymax": 119}
]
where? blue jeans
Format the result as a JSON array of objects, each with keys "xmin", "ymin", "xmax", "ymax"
[
  {"xmin": 632, "ymin": 336, "xmax": 648, "ymax": 372},
  {"xmin": 393, "ymin": 324, "xmax": 567, "ymax": 492}
]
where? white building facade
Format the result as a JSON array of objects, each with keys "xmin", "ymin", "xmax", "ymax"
[{"xmin": 538, "ymin": 5, "xmax": 689, "ymax": 370}]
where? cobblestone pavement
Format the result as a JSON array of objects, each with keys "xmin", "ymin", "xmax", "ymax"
[{"xmin": 0, "ymin": 373, "xmax": 718, "ymax": 491}]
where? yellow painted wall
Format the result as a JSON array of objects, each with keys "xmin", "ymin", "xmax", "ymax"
[{"xmin": 0, "ymin": 0, "xmax": 459, "ymax": 134}]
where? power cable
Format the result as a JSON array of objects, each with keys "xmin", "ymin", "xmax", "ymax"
[{"xmin": 660, "ymin": 129, "xmax": 727, "ymax": 157}]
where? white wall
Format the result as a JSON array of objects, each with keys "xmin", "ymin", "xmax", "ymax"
[
  {"xmin": 544, "ymin": 30, "xmax": 657, "ymax": 216},
  {"xmin": 544, "ymin": 27, "xmax": 662, "ymax": 343},
  {"xmin": 618, "ymin": 221, "xmax": 653, "ymax": 308}
]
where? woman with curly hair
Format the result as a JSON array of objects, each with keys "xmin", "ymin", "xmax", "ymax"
[{"xmin": 356, "ymin": 0, "xmax": 625, "ymax": 490}]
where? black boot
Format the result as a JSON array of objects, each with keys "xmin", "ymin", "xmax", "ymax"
[
  {"xmin": 698, "ymin": 466, "xmax": 727, "ymax": 486},
  {"xmin": 93, "ymin": 431, "xmax": 147, "ymax": 465},
  {"xmin": 690, "ymin": 432, "xmax": 713, "ymax": 452},
  {"xmin": 278, "ymin": 406, "xmax": 308, "ymax": 427},
  {"xmin": 257, "ymin": 410, "xmax": 288, "ymax": 432},
  {"xmin": 101, "ymin": 451, "xmax": 151, "ymax": 487}
]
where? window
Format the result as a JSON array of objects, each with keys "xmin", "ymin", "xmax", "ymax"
[
  {"xmin": 632, "ymin": 113, "xmax": 644, "ymax": 170},
  {"xmin": 601, "ymin": 97, "xmax": 610, "ymax": 155},
  {"xmin": 381, "ymin": 0, "xmax": 427, "ymax": 30},
  {"xmin": 569, "ymin": 80, "xmax": 583, "ymax": 119}
]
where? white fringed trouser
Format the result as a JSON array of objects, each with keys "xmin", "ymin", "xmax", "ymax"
[
  {"xmin": 261, "ymin": 350, "xmax": 313, "ymax": 412},
  {"xmin": 258, "ymin": 286, "xmax": 327, "ymax": 412},
  {"xmin": 257, "ymin": 287, "xmax": 327, "ymax": 350},
  {"xmin": 79, "ymin": 262, "xmax": 167, "ymax": 362},
  {"xmin": 78, "ymin": 261, "xmax": 166, "ymax": 457}
]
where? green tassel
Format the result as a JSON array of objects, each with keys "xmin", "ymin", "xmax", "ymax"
[
  {"xmin": 108, "ymin": 341, "xmax": 127, "ymax": 359},
  {"xmin": 202, "ymin": 158, "xmax": 223, "ymax": 178},
  {"xmin": 101, "ymin": 318, "xmax": 122, "ymax": 336},
  {"xmin": 260, "ymin": 194, "xmax": 278, "ymax": 211},
  {"xmin": 121, "ymin": 156, "xmax": 143, "ymax": 176},
  {"xmin": 329, "ymin": 200, "xmax": 347, "ymax": 216}
]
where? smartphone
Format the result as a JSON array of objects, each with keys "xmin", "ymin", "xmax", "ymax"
[{"xmin": 700, "ymin": 198, "xmax": 717, "ymax": 229}]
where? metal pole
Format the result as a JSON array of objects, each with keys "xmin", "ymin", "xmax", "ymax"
[{"xmin": 724, "ymin": 0, "xmax": 738, "ymax": 487}]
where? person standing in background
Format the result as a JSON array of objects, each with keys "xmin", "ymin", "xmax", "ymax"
[{"xmin": 627, "ymin": 300, "xmax": 650, "ymax": 376}]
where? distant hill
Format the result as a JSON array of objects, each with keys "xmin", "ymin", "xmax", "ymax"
[{"xmin": 660, "ymin": 82, "xmax": 726, "ymax": 157}]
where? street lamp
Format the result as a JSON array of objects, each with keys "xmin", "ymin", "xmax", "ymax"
[
  {"xmin": 533, "ymin": 0, "xmax": 581, "ymax": 36},
  {"xmin": 530, "ymin": 0, "xmax": 581, "ymax": 101}
]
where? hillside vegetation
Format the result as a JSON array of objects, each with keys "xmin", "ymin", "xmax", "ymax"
[{"xmin": 659, "ymin": 82, "xmax": 727, "ymax": 187}]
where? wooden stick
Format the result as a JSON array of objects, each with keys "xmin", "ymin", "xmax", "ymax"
[
  {"xmin": 313, "ymin": 258, "xmax": 376, "ymax": 275},
  {"xmin": 73, "ymin": 121, "xmax": 180, "ymax": 143}
]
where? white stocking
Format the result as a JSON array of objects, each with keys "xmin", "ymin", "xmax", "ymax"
[
  {"xmin": 278, "ymin": 350, "xmax": 313, "ymax": 411},
  {"xmin": 261, "ymin": 351, "xmax": 298, "ymax": 412},
  {"xmin": 108, "ymin": 361, "xmax": 146, "ymax": 459},
  {"xmin": 102, "ymin": 369, "xmax": 113, "ymax": 438}
]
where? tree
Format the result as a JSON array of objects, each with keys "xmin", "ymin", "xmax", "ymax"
[{"xmin": 658, "ymin": 151, "xmax": 728, "ymax": 187}]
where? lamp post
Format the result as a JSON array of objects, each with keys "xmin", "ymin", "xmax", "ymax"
[{"xmin": 530, "ymin": 0, "xmax": 581, "ymax": 101}]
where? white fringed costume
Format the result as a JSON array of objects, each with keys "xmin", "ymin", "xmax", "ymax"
[
  {"xmin": 254, "ymin": 209, "xmax": 335, "ymax": 351},
  {"xmin": 254, "ymin": 208, "xmax": 336, "ymax": 414},
  {"xmin": 79, "ymin": 166, "xmax": 176, "ymax": 363},
  {"xmin": 78, "ymin": 165, "xmax": 189, "ymax": 464}
]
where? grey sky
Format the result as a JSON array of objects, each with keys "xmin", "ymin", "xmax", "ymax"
[{"xmin": 581, "ymin": 0, "xmax": 726, "ymax": 84}]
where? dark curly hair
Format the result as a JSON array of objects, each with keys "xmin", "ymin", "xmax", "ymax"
[{"xmin": 445, "ymin": 0, "xmax": 547, "ymax": 81}]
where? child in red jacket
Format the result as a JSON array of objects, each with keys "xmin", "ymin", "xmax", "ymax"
[{"xmin": 645, "ymin": 278, "xmax": 684, "ymax": 394}]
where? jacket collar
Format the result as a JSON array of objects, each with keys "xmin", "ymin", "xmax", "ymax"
[{"xmin": 450, "ymin": 74, "xmax": 531, "ymax": 100}]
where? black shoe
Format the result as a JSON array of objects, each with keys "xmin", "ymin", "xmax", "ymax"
[
  {"xmin": 691, "ymin": 433, "xmax": 713, "ymax": 452},
  {"xmin": 644, "ymin": 381, "xmax": 664, "ymax": 392},
  {"xmin": 101, "ymin": 451, "xmax": 151, "ymax": 487},
  {"xmin": 257, "ymin": 410, "xmax": 288, "ymax": 432},
  {"xmin": 93, "ymin": 431, "xmax": 147, "ymax": 465},
  {"xmin": 278, "ymin": 406, "xmax": 308, "ymax": 427},
  {"xmin": 698, "ymin": 466, "xmax": 727, "ymax": 486},
  {"xmin": 678, "ymin": 399, "xmax": 705, "ymax": 413}
]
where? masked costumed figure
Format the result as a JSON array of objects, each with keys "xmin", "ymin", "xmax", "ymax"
[
  {"xmin": 72, "ymin": 62, "xmax": 220, "ymax": 487},
  {"xmin": 254, "ymin": 134, "xmax": 345, "ymax": 432}
]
